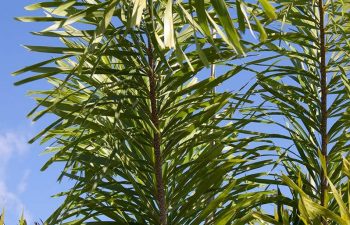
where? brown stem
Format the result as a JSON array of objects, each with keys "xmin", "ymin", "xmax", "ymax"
[
  {"xmin": 147, "ymin": 40, "xmax": 167, "ymax": 225},
  {"xmin": 318, "ymin": 0, "xmax": 328, "ymax": 224},
  {"xmin": 205, "ymin": 62, "xmax": 216, "ymax": 225}
]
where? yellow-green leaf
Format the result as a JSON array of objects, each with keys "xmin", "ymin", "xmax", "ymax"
[
  {"xmin": 130, "ymin": 0, "xmax": 146, "ymax": 27},
  {"xmin": 258, "ymin": 0, "xmax": 277, "ymax": 19},
  {"xmin": 164, "ymin": 0, "xmax": 175, "ymax": 48}
]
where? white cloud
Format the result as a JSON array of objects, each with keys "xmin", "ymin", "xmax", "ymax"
[
  {"xmin": 0, "ymin": 132, "xmax": 29, "ymax": 173},
  {"xmin": 0, "ymin": 181, "xmax": 32, "ymax": 222},
  {"xmin": 0, "ymin": 131, "xmax": 32, "ymax": 223},
  {"xmin": 17, "ymin": 170, "xmax": 31, "ymax": 194}
]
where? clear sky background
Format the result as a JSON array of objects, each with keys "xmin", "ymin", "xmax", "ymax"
[{"xmin": 0, "ymin": 1, "xmax": 67, "ymax": 224}]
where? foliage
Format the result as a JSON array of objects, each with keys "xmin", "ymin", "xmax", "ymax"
[
  {"xmin": 245, "ymin": 0, "xmax": 350, "ymax": 224},
  {"xmin": 14, "ymin": 0, "xmax": 279, "ymax": 224},
  {"xmin": 0, "ymin": 210, "xmax": 40, "ymax": 225},
  {"xmin": 13, "ymin": 0, "xmax": 350, "ymax": 224}
]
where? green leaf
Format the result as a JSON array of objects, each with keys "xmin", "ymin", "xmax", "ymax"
[
  {"xmin": 130, "ymin": 0, "xmax": 146, "ymax": 27},
  {"xmin": 164, "ymin": 0, "xmax": 175, "ymax": 48},
  {"xmin": 0, "ymin": 209, "xmax": 4, "ymax": 225},
  {"xmin": 258, "ymin": 0, "xmax": 277, "ymax": 19},
  {"xmin": 193, "ymin": 0, "xmax": 211, "ymax": 36},
  {"xmin": 210, "ymin": 0, "xmax": 243, "ymax": 54},
  {"xmin": 253, "ymin": 15, "xmax": 267, "ymax": 42}
]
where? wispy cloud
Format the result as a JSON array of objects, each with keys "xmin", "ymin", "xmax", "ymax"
[
  {"xmin": 0, "ymin": 132, "xmax": 28, "ymax": 170},
  {"xmin": 0, "ymin": 181, "xmax": 32, "ymax": 222},
  {"xmin": 0, "ymin": 131, "xmax": 32, "ymax": 223},
  {"xmin": 17, "ymin": 170, "xmax": 31, "ymax": 194}
]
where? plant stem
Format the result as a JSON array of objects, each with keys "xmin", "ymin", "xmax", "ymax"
[
  {"xmin": 147, "ymin": 39, "xmax": 167, "ymax": 225},
  {"xmin": 318, "ymin": 0, "xmax": 328, "ymax": 224},
  {"xmin": 205, "ymin": 29, "xmax": 217, "ymax": 225}
]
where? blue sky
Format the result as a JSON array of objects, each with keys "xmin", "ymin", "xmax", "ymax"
[{"xmin": 0, "ymin": 1, "xmax": 67, "ymax": 223}]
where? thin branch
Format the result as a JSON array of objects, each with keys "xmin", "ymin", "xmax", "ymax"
[
  {"xmin": 147, "ymin": 28, "xmax": 167, "ymax": 225},
  {"xmin": 318, "ymin": 0, "xmax": 328, "ymax": 224}
]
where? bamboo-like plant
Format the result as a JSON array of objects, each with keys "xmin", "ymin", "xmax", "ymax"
[
  {"xmin": 16, "ymin": 0, "xmax": 350, "ymax": 224},
  {"xmin": 246, "ymin": 0, "xmax": 350, "ymax": 224},
  {"xmin": 14, "ymin": 0, "xmax": 278, "ymax": 224},
  {"xmin": 0, "ymin": 210, "xmax": 33, "ymax": 225}
]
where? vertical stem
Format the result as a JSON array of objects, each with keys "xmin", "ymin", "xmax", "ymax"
[
  {"xmin": 204, "ymin": 29, "xmax": 217, "ymax": 225},
  {"xmin": 146, "ymin": 1, "xmax": 167, "ymax": 223},
  {"xmin": 318, "ymin": 0, "xmax": 328, "ymax": 224},
  {"xmin": 147, "ymin": 39, "xmax": 167, "ymax": 225}
]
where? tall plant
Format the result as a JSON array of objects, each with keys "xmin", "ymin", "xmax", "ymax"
[
  {"xmin": 247, "ymin": 0, "xmax": 350, "ymax": 224},
  {"xmin": 14, "ymin": 0, "xmax": 277, "ymax": 224}
]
